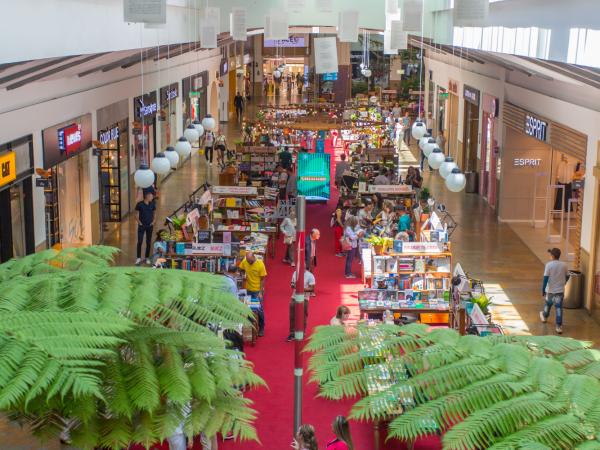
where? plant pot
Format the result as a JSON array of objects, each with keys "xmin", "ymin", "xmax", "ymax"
[{"xmin": 374, "ymin": 245, "xmax": 384, "ymax": 255}]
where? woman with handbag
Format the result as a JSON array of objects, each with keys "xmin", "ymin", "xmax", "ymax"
[
  {"xmin": 281, "ymin": 210, "xmax": 296, "ymax": 267},
  {"xmin": 343, "ymin": 216, "xmax": 363, "ymax": 279},
  {"xmin": 331, "ymin": 199, "xmax": 345, "ymax": 257}
]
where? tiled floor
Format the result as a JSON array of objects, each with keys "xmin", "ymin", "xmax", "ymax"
[{"xmin": 4, "ymin": 96, "xmax": 600, "ymax": 449}]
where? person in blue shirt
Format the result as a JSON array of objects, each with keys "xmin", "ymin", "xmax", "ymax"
[
  {"xmin": 222, "ymin": 265, "xmax": 239, "ymax": 297},
  {"xmin": 397, "ymin": 206, "xmax": 412, "ymax": 233}
]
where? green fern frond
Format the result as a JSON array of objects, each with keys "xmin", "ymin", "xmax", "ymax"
[
  {"xmin": 561, "ymin": 349, "xmax": 600, "ymax": 370},
  {"xmin": 443, "ymin": 393, "xmax": 567, "ymax": 450},
  {"xmin": 576, "ymin": 440, "xmax": 600, "ymax": 450}
]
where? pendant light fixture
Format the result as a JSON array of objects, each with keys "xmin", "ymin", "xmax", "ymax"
[
  {"xmin": 164, "ymin": 146, "xmax": 179, "ymax": 168},
  {"xmin": 439, "ymin": 156, "xmax": 458, "ymax": 179},
  {"xmin": 202, "ymin": 114, "xmax": 216, "ymax": 131},
  {"xmin": 134, "ymin": 24, "xmax": 156, "ymax": 188},
  {"xmin": 422, "ymin": 137, "xmax": 436, "ymax": 157},
  {"xmin": 175, "ymin": 136, "xmax": 192, "ymax": 159},
  {"xmin": 151, "ymin": 152, "xmax": 171, "ymax": 175},
  {"xmin": 192, "ymin": 119, "xmax": 205, "ymax": 137},
  {"xmin": 411, "ymin": 0, "xmax": 426, "ymax": 141},
  {"xmin": 184, "ymin": 124, "xmax": 200, "ymax": 144},
  {"xmin": 418, "ymin": 133, "xmax": 432, "ymax": 151},
  {"xmin": 361, "ymin": 29, "xmax": 371, "ymax": 78},
  {"xmin": 427, "ymin": 146, "xmax": 445, "ymax": 170},
  {"xmin": 446, "ymin": 167, "xmax": 467, "ymax": 192}
]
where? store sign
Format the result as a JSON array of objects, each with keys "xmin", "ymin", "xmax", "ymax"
[
  {"xmin": 193, "ymin": 77, "xmax": 203, "ymax": 90},
  {"xmin": 212, "ymin": 186, "xmax": 258, "ymax": 195},
  {"xmin": 98, "ymin": 125, "xmax": 120, "ymax": 146},
  {"xmin": 463, "ymin": 85, "xmax": 480, "ymax": 105},
  {"xmin": 399, "ymin": 242, "xmax": 444, "ymax": 253},
  {"xmin": 0, "ymin": 151, "xmax": 16, "ymax": 187},
  {"xmin": 513, "ymin": 158, "xmax": 542, "ymax": 167},
  {"xmin": 42, "ymin": 114, "xmax": 92, "ymax": 169},
  {"xmin": 264, "ymin": 37, "xmax": 304, "ymax": 48},
  {"xmin": 525, "ymin": 114, "xmax": 548, "ymax": 142},
  {"xmin": 58, "ymin": 123, "xmax": 82, "ymax": 156},
  {"xmin": 362, "ymin": 185, "xmax": 412, "ymax": 194},
  {"xmin": 184, "ymin": 242, "xmax": 227, "ymax": 255},
  {"xmin": 134, "ymin": 92, "xmax": 158, "ymax": 121}
]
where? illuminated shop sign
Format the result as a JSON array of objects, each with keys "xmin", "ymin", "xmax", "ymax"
[
  {"xmin": 134, "ymin": 92, "xmax": 158, "ymax": 121},
  {"xmin": 0, "ymin": 151, "xmax": 16, "ymax": 188},
  {"xmin": 99, "ymin": 125, "xmax": 120, "ymax": 146},
  {"xmin": 463, "ymin": 85, "xmax": 480, "ymax": 105},
  {"xmin": 264, "ymin": 37, "xmax": 306, "ymax": 48},
  {"xmin": 513, "ymin": 158, "xmax": 542, "ymax": 167},
  {"xmin": 57, "ymin": 123, "xmax": 82, "ymax": 156},
  {"xmin": 524, "ymin": 114, "xmax": 548, "ymax": 142}
]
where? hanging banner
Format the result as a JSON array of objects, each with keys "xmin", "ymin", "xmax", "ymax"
[
  {"xmin": 402, "ymin": 0, "xmax": 423, "ymax": 32},
  {"xmin": 314, "ymin": 37, "xmax": 339, "ymax": 74},
  {"xmin": 265, "ymin": 12, "xmax": 289, "ymax": 40},
  {"xmin": 123, "ymin": 0, "xmax": 166, "ymax": 24},
  {"xmin": 204, "ymin": 6, "xmax": 220, "ymax": 33},
  {"xmin": 390, "ymin": 20, "xmax": 408, "ymax": 50},
  {"xmin": 316, "ymin": 0, "xmax": 333, "ymax": 12},
  {"xmin": 200, "ymin": 23, "xmax": 217, "ymax": 48},
  {"xmin": 230, "ymin": 7, "xmax": 247, "ymax": 41},
  {"xmin": 287, "ymin": 0, "xmax": 306, "ymax": 12},
  {"xmin": 386, "ymin": 0, "xmax": 399, "ymax": 15},
  {"xmin": 454, "ymin": 0, "xmax": 490, "ymax": 26},
  {"xmin": 338, "ymin": 10, "xmax": 359, "ymax": 43}
]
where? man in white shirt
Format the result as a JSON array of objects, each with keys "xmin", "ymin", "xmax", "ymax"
[
  {"xmin": 539, "ymin": 247, "xmax": 569, "ymax": 334},
  {"xmin": 374, "ymin": 168, "xmax": 390, "ymax": 185},
  {"xmin": 287, "ymin": 269, "xmax": 316, "ymax": 342},
  {"xmin": 334, "ymin": 154, "xmax": 350, "ymax": 187}
]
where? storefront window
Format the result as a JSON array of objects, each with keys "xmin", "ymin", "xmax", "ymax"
[{"xmin": 160, "ymin": 83, "xmax": 178, "ymax": 150}]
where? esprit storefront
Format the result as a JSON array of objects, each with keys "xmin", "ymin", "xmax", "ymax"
[
  {"xmin": 0, "ymin": 135, "xmax": 35, "ymax": 262},
  {"xmin": 500, "ymin": 102, "xmax": 587, "ymax": 266},
  {"xmin": 41, "ymin": 114, "xmax": 93, "ymax": 248}
]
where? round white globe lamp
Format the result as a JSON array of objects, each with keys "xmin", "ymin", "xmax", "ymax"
[
  {"xmin": 164, "ymin": 146, "xmax": 179, "ymax": 169},
  {"xmin": 273, "ymin": 69, "xmax": 282, "ymax": 79},
  {"xmin": 134, "ymin": 164, "xmax": 155, "ymax": 188},
  {"xmin": 202, "ymin": 114, "xmax": 216, "ymax": 131},
  {"xmin": 428, "ymin": 147, "xmax": 445, "ymax": 170},
  {"xmin": 446, "ymin": 168, "xmax": 467, "ymax": 192},
  {"xmin": 411, "ymin": 121, "xmax": 427, "ymax": 140},
  {"xmin": 439, "ymin": 157, "xmax": 458, "ymax": 179},
  {"xmin": 422, "ymin": 138, "xmax": 436, "ymax": 157},
  {"xmin": 418, "ymin": 134, "xmax": 432, "ymax": 151},
  {"xmin": 183, "ymin": 124, "xmax": 199, "ymax": 144},
  {"xmin": 151, "ymin": 152, "xmax": 171, "ymax": 175},
  {"xmin": 192, "ymin": 119, "xmax": 204, "ymax": 137},
  {"xmin": 362, "ymin": 68, "xmax": 372, "ymax": 78},
  {"xmin": 175, "ymin": 136, "xmax": 192, "ymax": 159}
]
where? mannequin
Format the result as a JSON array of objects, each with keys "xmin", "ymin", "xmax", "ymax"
[{"xmin": 554, "ymin": 154, "xmax": 572, "ymax": 212}]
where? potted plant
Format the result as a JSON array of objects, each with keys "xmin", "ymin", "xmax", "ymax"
[
  {"xmin": 470, "ymin": 294, "xmax": 493, "ymax": 322},
  {"xmin": 366, "ymin": 235, "xmax": 389, "ymax": 255}
]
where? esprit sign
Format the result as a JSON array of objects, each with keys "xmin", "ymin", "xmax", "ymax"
[
  {"xmin": 525, "ymin": 114, "xmax": 548, "ymax": 142},
  {"xmin": 99, "ymin": 125, "xmax": 119, "ymax": 146},
  {"xmin": 0, "ymin": 151, "xmax": 16, "ymax": 188},
  {"xmin": 58, "ymin": 123, "xmax": 82, "ymax": 156},
  {"xmin": 513, "ymin": 158, "xmax": 542, "ymax": 167}
]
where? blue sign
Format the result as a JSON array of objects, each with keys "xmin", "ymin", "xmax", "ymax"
[
  {"xmin": 323, "ymin": 72, "xmax": 338, "ymax": 81},
  {"xmin": 297, "ymin": 152, "xmax": 330, "ymax": 201},
  {"xmin": 315, "ymin": 139, "xmax": 325, "ymax": 153}
]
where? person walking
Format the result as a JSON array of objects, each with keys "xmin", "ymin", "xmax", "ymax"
[
  {"xmin": 540, "ymin": 247, "xmax": 569, "ymax": 334},
  {"xmin": 305, "ymin": 228, "xmax": 320, "ymax": 272},
  {"xmin": 343, "ymin": 216, "xmax": 363, "ymax": 279},
  {"xmin": 334, "ymin": 153, "xmax": 350, "ymax": 188},
  {"xmin": 215, "ymin": 131, "xmax": 227, "ymax": 168},
  {"xmin": 281, "ymin": 210, "xmax": 296, "ymax": 267},
  {"xmin": 292, "ymin": 424, "xmax": 318, "ymax": 450},
  {"xmin": 402, "ymin": 111, "xmax": 411, "ymax": 146},
  {"xmin": 234, "ymin": 92, "xmax": 244, "ymax": 121},
  {"xmin": 326, "ymin": 416, "xmax": 355, "ymax": 450},
  {"xmin": 286, "ymin": 167, "xmax": 297, "ymax": 200},
  {"xmin": 203, "ymin": 129, "xmax": 215, "ymax": 164},
  {"xmin": 135, "ymin": 191, "xmax": 156, "ymax": 266}
]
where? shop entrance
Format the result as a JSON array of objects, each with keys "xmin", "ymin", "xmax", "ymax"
[
  {"xmin": 462, "ymin": 100, "xmax": 479, "ymax": 173},
  {"xmin": 0, "ymin": 179, "xmax": 34, "ymax": 262},
  {"xmin": 56, "ymin": 153, "xmax": 92, "ymax": 246},
  {"xmin": 262, "ymin": 58, "xmax": 306, "ymax": 98},
  {"xmin": 445, "ymin": 92, "xmax": 459, "ymax": 161}
]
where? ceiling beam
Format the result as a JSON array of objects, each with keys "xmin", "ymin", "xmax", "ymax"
[
  {"xmin": 5, "ymin": 53, "xmax": 109, "ymax": 90},
  {"xmin": 0, "ymin": 56, "xmax": 76, "ymax": 85}
]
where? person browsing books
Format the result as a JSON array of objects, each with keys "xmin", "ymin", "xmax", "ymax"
[{"xmin": 239, "ymin": 252, "xmax": 267, "ymax": 336}]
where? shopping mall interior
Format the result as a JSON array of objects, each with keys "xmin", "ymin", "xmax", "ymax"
[{"xmin": 1, "ymin": 1, "xmax": 600, "ymax": 449}]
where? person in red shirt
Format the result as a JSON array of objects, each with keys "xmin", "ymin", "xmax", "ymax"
[{"xmin": 326, "ymin": 416, "xmax": 354, "ymax": 450}]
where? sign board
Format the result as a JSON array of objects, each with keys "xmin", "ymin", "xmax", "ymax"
[
  {"xmin": 314, "ymin": 37, "xmax": 338, "ymax": 74},
  {"xmin": 463, "ymin": 85, "xmax": 480, "ymax": 105},
  {"xmin": 524, "ymin": 114, "xmax": 548, "ymax": 142},
  {"xmin": 58, "ymin": 123, "xmax": 82, "ymax": 156},
  {"xmin": 184, "ymin": 243, "xmax": 226, "ymax": 255},
  {"xmin": 133, "ymin": 92, "xmax": 158, "ymax": 121},
  {"xmin": 98, "ymin": 124, "xmax": 120, "ymax": 146},
  {"xmin": 398, "ymin": 241, "xmax": 444, "ymax": 254},
  {"xmin": 42, "ymin": 114, "xmax": 92, "ymax": 169},
  {"xmin": 361, "ymin": 185, "xmax": 413, "ymax": 194},
  {"xmin": 297, "ymin": 152, "xmax": 331, "ymax": 201},
  {"xmin": 35, "ymin": 177, "xmax": 50, "ymax": 188},
  {"xmin": 212, "ymin": 186, "xmax": 258, "ymax": 195},
  {"xmin": 338, "ymin": 10, "xmax": 359, "ymax": 43},
  {"xmin": 402, "ymin": 0, "xmax": 423, "ymax": 32},
  {"xmin": 230, "ymin": 7, "xmax": 247, "ymax": 41},
  {"xmin": 439, "ymin": 92, "xmax": 449, "ymax": 99},
  {"xmin": 264, "ymin": 37, "xmax": 306, "ymax": 48},
  {"xmin": 0, "ymin": 151, "xmax": 16, "ymax": 188},
  {"xmin": 322, "ymin": 72, "xmax": 338, "ymax": 81},
  {"xmin": 160, "ymin": 83, "xmax": 178, "ymax": 107},
  {"xmin": 513, "ymin": 158, "xmax": 542, "ymax": 167},
  {"xmin": 197, "ymin": 230, "xmax": 212, "ymax": 243},
  {"xmin": 123, "ymin": 0, "xmax": 166, "ymax": 24},
  {"xmin": 454, "ymin": 0, "xmax": 490, "ymax": 26}
]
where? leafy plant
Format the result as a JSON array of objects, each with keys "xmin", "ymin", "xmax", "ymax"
[
  {"xmin": 366, "ymin": 236, "xmax": 393, "ymax": 247},
  {"xmin": 419, "ymin": 187, "xmax": 431, "ymax": 201},
  {"xmin": 306, "ymin": 324, "xmax": 600, "ymax": 449},
  {"xmin": 470, "ymin": 294, "xmax": 492, "ymax": 316},
  {"xmin": 170, "ymin": 214, "xmax": 187, "ymax": 230},
  {"xmin": 0, "ymin": 247, "xmax": 265, "ymax": 449}
]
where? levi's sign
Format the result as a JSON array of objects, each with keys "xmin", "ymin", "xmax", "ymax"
[{"xmin": 525, "ymin": 114, "xmax": 548, "ymax": 142}]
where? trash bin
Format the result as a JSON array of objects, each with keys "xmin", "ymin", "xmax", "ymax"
[
  {"xmin": 465, "ymin": 171, "xmax": 478, "ymax": 193},
  {"xmin": 563, "ymin": 270, "xmax": 583, "ymax": 309}
]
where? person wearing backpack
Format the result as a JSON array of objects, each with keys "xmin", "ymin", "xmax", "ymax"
[{"xmin": 331, "ymin": 199, "xmax": 345, "ymax": 257}]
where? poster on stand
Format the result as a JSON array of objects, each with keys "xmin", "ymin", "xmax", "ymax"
[{"xmin": 314, "ymin": 37, "xmax": 338, "ymax": 74}]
